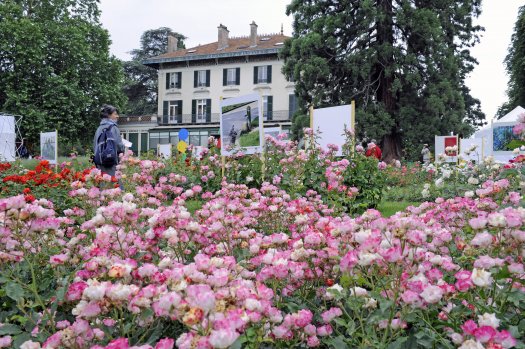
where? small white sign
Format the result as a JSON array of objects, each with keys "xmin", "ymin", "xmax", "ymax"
[{"xmin": 40, "ymin": 130, "xmax": 58, "ymax": 164}]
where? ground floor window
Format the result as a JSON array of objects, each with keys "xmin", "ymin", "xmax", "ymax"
[{"xmin": 149, "ymin": 129, "xmax": 218, "ymax": 151}]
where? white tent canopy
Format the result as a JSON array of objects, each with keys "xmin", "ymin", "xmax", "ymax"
[{"xmin": 495, "ymin": 106, "xmax": 525, "ymax": 123}]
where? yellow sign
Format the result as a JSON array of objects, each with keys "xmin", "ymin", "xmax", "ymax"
[{"xmin": 177, "ymin": 141, "xmax": 188, "ymax": 153}]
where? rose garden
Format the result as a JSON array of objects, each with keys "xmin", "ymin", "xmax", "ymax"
[{"xmin": 0, "ymin": 123, "xmax": 525, "ymax": 349}]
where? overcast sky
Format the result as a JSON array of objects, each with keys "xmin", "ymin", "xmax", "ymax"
[{"xmin": 99, "ymin": 0, "xmax": 523, "ymax": 125}]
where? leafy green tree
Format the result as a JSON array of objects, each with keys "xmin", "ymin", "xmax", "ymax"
[
  {"xmin": 123, "ymin": 28, "xmax": 186, "ymax": 115},
  {"xmin": 498, "ymin": 5, "xmax": 525, "ymax": 119},
  {"xmin": 0, "ymin": 0, "xmax": 125, "ymax": 155},
  {"xmin": 281, "ymin": 0, "xmax": 485, "ymax": 161}
]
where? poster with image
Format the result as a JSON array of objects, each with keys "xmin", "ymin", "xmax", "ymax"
[
  {"xmin": 311, "ymin": 104, "xmax": 354, "ymax": 156},
  {"xmin": 220, "ymin": 93, "xmax": 263, "ymax": 156},
  {"xmin": 492, "ymin": 125, "xmax": 521, "ymax": 151},
  {"xmin": 40, "ymin": 130, "xmax": 58, "ymax": 164}
]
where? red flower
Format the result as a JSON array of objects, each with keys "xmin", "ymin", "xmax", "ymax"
[
  {"xmin": 23, "ymin": 188, "xmax": 31, "ymax": 194},
  {"xmin": 24, "ymin": 194, "xmax": 35, "ymax": 203}
]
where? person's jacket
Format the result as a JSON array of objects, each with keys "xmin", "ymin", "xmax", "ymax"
[{"xmin": 93, "ymin": 118, "xmax": 125, "ymax": 163}]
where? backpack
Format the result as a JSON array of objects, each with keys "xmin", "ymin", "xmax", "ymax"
[{"xmin": 94, "ymin": 124, "xmax": 118, "ymax": 166}]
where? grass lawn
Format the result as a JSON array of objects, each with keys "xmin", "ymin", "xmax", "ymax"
[
  {"xmin": 186, "ymin": 200, "xmax": 204, "ymax": 214},
  {"xmin": 19, "ymin": 156, "xmax": 92, "ymax": 169},
  {"xmin": 377, "ymin": 201, "xmax": 420, "ymax": 217}
]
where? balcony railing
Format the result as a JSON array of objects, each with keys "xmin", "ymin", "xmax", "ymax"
[
  {"xmin": 118, "ymin": 115, "xmax": 157, "ymax": 125},
  {"xmin": 157, "ymin": 110, "xmax": 292, "ymax": 126}
]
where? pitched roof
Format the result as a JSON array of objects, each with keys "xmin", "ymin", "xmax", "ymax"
[{"xmin": 143, "ymin": 34, "xmax": 289, "ymax": 67}]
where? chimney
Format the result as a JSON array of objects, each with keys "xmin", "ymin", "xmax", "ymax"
[
  {"xmin": 217, "ymin": 24, "xmax": 229, "ymax": 50},
  {"xmin": 167, "ymin": 35, "xmax": 178, "ymax": 53},
  {"xmin": 250, "ymin": 21, "xmax": 258, "ymax": 47}
]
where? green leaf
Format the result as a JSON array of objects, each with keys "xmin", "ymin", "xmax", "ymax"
[
  {"xmin": 493, "ymin": 266, "xmax": 511, "ymax": 280},
  {"xmin": 328, "ymin": 336, "xmax": 349, "ymax": 349},
  {"xmin": 387, "ymin": 337, "xmax": 409, "ymax": 349},
  {"xmin": 5, "ymin": 283, "xmax": 25, "ymax": 302},
  {"xmin": 340, "ymin": 273, "xmax": 351, "ymax": 288},
  {"xmin": 230, "ymin": 337, "xmax": 245, "ymax": 349},
  {"xmin": 13, "ymin": 332, "xmax": 31, "ymax": 349},
  {"xmin": 379, "ymin": 298, "xmax": 394, "ymax": 311},
  {"xmin": 0, "ymin": 323, "xmax": 22, "ymax": 335}
]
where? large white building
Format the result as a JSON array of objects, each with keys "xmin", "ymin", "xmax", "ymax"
[{"xmin": 118, "ymin": 22, "xmax": 297, "ymax": 155}]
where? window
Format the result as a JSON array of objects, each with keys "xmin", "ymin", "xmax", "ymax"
[
  {"xmin": 166, "ymin": 72, "xmax": 181, "ymax": 89},
  {"xmin": 192, "ymin": 99, "xmax": 211, "ymax": 123},
  {"xmin": 169, "ymin": 101, "xmax": 180, "ymax": 123},
  {"xmin": 254, "ymin": 65, "xmax": 272, "ymax": 84},
  {"xmin": 194, "ymin": 70, "xmax": 210, "ymax": 87},
  {"xmin": 189, "ymin": 130, "xmax": 210, "ymax": 147},
  {"xmin": 170, "ymin": 73, "xmax": 179, "ymax": 88},
  {"xmin": 197, "ymin": 99, "xmax": 207, "ymax": 122},
  {"xmin": 258, "ymin": 66, "xmax": 267, "ymax": 83},
  {"xmin": 223, "ymin": 68, "xmax": 240, "ymax": 86},
  {"xmin": 289, "ymin": 94, "xmax": 297, "ymax": 118},
  {"xmin": 263, "ymin": 95, "xmax": 273, "ymax": 120},
  {"xmin": 149, "ymin": 132, "xmax": 160, "ymax": 150},
  {"xmin": 170, "ymin": 133, "xmax": 179, "ymax": 145},
  {"xmin": 163, "ymin": 100, "xmax": 182, "ymax": 124}
]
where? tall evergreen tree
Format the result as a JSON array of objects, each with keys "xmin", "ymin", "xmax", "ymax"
[
  {"xmin": 498, "ymin": 5, "xmax": 525, "ymax": 119},
  {"xmin": 281, "ymin": 0, "xmax": 485, "ymax": 161},
  {"xmin": 0, "ymin": 0, "xmax": 126, "ymax": 154},
  {"xmin": 122, "ymin": 28, "xmax": 186, "ymax": 115}
]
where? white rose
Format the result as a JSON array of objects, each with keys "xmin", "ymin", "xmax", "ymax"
[
  {"xmin": 358, "ymin": 252, "xmax": 380, "ymax": 266},
  {"xmin": 349, "ymin": 287, "xmax": 368, "ymax": 297},
  {"xmin": 20, "ymin": 341, "xmax": 41, "ymax": 349},
  {"xmin": 471, "ymin": 268, "xmax": 493, "ymax": 287},
  {"xmin": 245, "ymin": 298, "xmax": 262, "ymax": 312},
  {"xmin": 420, "ymin": 285, "xmax": 443, "ymax": 304},
  {"xmin": 488, "ymin": 213, "xmax": 506, "ymax": 227},
  {"xmin": 467, "ymin": 177, "xmax": 479, "ymax": 185},
  {"xmin": 477, "ymin": 313, "xmax": 500, "ymax": 329},
  {"xmin": 450, "ymin": 333, "xmax": 464, "ymax": 345},
  {"xmin": 363, "ymin": 297, "xmax": 378, "ymax": 309},
  {"xmin": 458, "ymin": 339, "xmax": 484, "ymax": 349},
  {"xmin": 464, "ymin": 191, "xmax": 474, "ymax": 198},
  {"xmin": 83, "ymin": 284, "xmax": 106, "ymax": 301}
]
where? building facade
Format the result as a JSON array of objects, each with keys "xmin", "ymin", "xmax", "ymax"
[{"xmin": 119, "ymin": 22, "xmax": 297, "ymax": 155}]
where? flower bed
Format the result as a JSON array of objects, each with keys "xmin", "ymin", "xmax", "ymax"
[{"xmin": 0, "ymin": 136, "xmax": 524, "ymax": 349}]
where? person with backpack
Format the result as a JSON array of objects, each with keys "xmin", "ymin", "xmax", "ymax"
[{"xmin": 93, "ymin": 105, "xmax": 125, "ymax": 185}]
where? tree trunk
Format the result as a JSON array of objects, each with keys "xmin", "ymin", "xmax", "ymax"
[
  {"xmin": 381, "ymin": 132, "xmax": 402, "ymax": 163},
  {"xmin": 375, "ymin": 0, "xmax": 401, "ymax": 161}
]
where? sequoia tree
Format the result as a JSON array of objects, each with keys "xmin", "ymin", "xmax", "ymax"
[
  {"xmin": 123, "ymin": 28, "xmax": 186, "ymax": 115},
  {"xmin": 498, "ymin": 5, "xmax": 525, "ymax": 118},
  {"xmin": 0, "ymin": 0, "xmax": 125, "ymax": 154},
  {"xmin": 282, "ymin": 0, "xmax": 485, "ymax": 161}
]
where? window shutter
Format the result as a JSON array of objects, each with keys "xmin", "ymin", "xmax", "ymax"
[
  {"xmin": 177, "ymin": 101, "xmax": 183, "ymax": 123},
  {"xmin": 267, "ymin": 65, "xmax": 272, "ymax": 83},
  {"xmin": 163, "ymin": 101, "xmax": 169, "ymax": 125},
  {"xmin": 206, "ymin": 99, "xmax": 212, "ymax": 122},
  {"xmin": 236, "ymin": 67, "xmax": 240, "ymax": 85},
  {"xmin": 192, "ymin": 100, "xmax": 196, "ymax": 123},
  {"xmin": 223, "ymin": 69, "xmax": 227, "ymax": 86},
  {"xmin": 177, "ymin": 72, "xmax": 182, "ymax": 88},
  {"xmin": 194, "ymin": 71, "xmax": 198, "ymax": 88},
  {"xmin": 267, "ymin": 96, "xmax": 273, "ymax": 120},
  {"xmin": 206, "ymin": 70, "xmax": 210, "ymax": 87},
  {"xmin": 165, "ymin": 73, "xmax": 170, "ymax": 90},
  {"xmin": 253, "ymin": 66, "xmax": 258, "ymax": 84}
]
